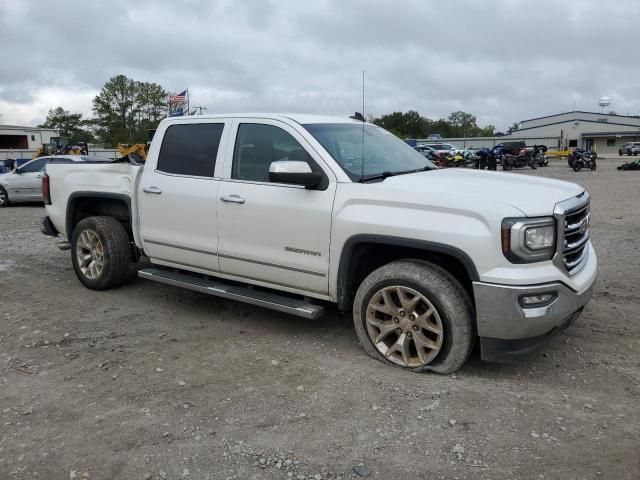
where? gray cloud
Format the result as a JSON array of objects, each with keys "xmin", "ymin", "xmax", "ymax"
[{"xmin": 1, "ymin": 0, "xmax": 638, "ymax": 128}]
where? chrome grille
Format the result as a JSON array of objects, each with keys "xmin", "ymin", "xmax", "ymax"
[{"xmin": 554, "ymin": 193, "xmax": 590, "ymax": 275}]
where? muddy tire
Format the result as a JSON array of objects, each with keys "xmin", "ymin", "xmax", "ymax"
[
  {"xmin": 353, "ymin": 260, "xmax": 474, "ymax": 374},
  {"xmin": 71, "ymin": 216, "xmax": 132, "ymax": 290}
]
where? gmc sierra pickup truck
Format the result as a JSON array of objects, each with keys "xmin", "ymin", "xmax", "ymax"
[{"xmin": 41, "ymin": 114, "xmax": 597, "ymax": 373}]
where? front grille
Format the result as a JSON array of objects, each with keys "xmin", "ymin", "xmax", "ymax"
[{"xmin": 557, "ymin": 196, "xmax": 590, "ymax": 274}]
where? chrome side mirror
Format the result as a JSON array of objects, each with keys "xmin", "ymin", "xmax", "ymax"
[{"xmin": 268, "ymin": 161, "xmax": 323, "ymax": 188}]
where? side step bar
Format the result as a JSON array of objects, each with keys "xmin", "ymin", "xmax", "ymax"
[{"xmin": 138, "ymin": 267, "xmax": 324, "ymax": 319}]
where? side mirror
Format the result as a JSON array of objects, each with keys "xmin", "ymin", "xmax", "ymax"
[
  {"xmin": 14, "ymin": 168, "xmax": 22, "ymax": 174},
  {"xmin": 269, "ymin": 161, "xmax": 323, "ymax": 188}
]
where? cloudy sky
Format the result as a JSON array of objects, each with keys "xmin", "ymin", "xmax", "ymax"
[{"xmin": 1, "ymin": 0, "xmax": 639, "ymax": 130}]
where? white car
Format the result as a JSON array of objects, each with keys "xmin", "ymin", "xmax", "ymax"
[
  {"xmin": 0, "ymin": 155, "xmax": 106, "ymax": 207},
  {"xmin": 41, "ymin": 114, "xmax": 597, "ymax": 373}
]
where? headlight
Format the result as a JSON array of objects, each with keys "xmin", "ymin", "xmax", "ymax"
[{"xmin": 501, "ymin": 217, "xmax": 556, "ymax": 263}]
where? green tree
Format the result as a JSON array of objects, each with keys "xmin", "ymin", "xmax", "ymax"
[
  {"xmin": 447, "ymin": 111, "xmax": 479, "ymax": 137},
  {"xmin": 92, "ymin": 75, "xmax": 168, "ymax": 146},
  {"xmin": 507, "ymin": 122, "xmax": 520, "ymax": 134},
  {"xmin": 371, "ymin": 110, "xmax": 496, "ymax": 139},
  {"xmin": 39, "ymin": 107, "xmax": 94, "ymax": 144}
]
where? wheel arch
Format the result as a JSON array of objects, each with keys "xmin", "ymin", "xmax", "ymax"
[
  {"xmin": 66, "ymin": 192, "xmax": 132, "ymax": 241},
  {"xmin": 336, "ymin": 234, "xmax": 479, "ymax": 311}
]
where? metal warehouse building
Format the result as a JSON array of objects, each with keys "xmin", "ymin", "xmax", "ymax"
[
  {"xmin": 416, "ymin": 111, "xmax": 640, "ymax": 155},
  {"xmin": 510, "ymin": 111, "xmax": 640, "ymax": 154}
]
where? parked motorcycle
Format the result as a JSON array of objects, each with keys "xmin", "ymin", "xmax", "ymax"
[
  {"xmin": 502, "ymin": 147, "xmax": 538, "ymax": 170},
  {"xmin": 572, "ymin": 151, "xmax": 597, "ymax": 172},
  {"xmin": 568, "ymin": 149, "xmax": 597, "ymax": 168},
  {"xmin": 474, "ymin": 148, "xmax": 498, "ymax": 170},
  {"xmin": 532, "ymin": 145, "xmax": 549, "ymax": 167}
]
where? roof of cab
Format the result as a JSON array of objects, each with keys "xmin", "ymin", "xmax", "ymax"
[{"xmin": 161, "ymin": 113, "xmax": 364, "ymax": 125}]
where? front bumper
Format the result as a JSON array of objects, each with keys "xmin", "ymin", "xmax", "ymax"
[{"xmin": 473, "ymin": 273, "xmax": 596, "ymax": 363}]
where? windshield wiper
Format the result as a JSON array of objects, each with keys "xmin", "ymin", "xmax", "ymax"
[{"xmin": 358, "ymin": 166, "xmax": 431, "ymax": 183}]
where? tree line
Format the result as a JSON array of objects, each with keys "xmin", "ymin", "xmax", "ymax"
[
  {"xmin": 39, "ymin": 74, "xmax": 169, "ymax": 147},
  {"xmin": 371, "ymin": 110, "xmax": 498, "ymax": 139},
  {"xmin": 39, "ymin": 75, "xmax": 501, "ymax": 147}
]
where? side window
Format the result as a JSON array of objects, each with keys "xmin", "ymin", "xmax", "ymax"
[
  {"xmin": 232, "ymin": 124, "xmax": 315, "ymax": 183},
  {"xmin": 21, "ymin": 158, "xmax": 47, "ymax": 173},
  {"xmin": 157, "ymin": 123, "xmax": 224, "ymax": 177}
]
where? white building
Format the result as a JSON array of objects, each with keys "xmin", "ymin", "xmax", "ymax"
[
  {"xmin": 512, "ymin": 111, "xmax": 640, "ymax": 154},
  {"xmin": 0, "ymin": 124, "xmax": 59, "ymax": 150},
  {"xmin": 416, "ymin": 111, "xmax": 640, "ymax": 155}
]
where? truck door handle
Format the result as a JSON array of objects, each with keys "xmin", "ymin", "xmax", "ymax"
[
  {"xmin": 143, "ymin": 186, "xmax": 162, "ymax": 194},
  {"xmin": 220, "ymin": 195, "xmax": 245, "ymax": 204}
]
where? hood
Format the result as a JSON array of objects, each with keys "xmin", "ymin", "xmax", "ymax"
[{"xmin": 383, "ymin": 168, "xmax": 584, "ymax": 216}]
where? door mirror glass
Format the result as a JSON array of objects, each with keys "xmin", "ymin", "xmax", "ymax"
[{"xmin": 269, "ymin": 161, "xmax": 323, "ymax": 188}]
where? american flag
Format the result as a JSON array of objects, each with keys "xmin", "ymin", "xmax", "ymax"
[{"xmin": 169, "ymin": 90, "xmax": 187, "ymax": 104}]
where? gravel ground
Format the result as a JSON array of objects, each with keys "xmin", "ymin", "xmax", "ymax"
[{"xmin": 1, "ymin": 158, "xmax": 638, "ymax": 480}]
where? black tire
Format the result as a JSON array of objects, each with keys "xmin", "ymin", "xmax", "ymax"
[
  {"xmin": 352, "ymin": 260, "xmax": 474, "ymax": 374},
  {"xmin": 530, "ymin": 161, "xmax": 538, "ymax": 170},
  {"xmin": 618, "ymin": 150, "xmax": 622, "ymax": 156},
  {"xmin": 591, "ymin": 161, "xmax": 597, "ymax": 171},
  {"xmin": 71, "ymin": 216, "xmax": 132, "ymax": 290},
  {"xmin": 0, "ymin": 186, "xmax": 9, "ymax": 207},
  {"xmin": 573, "ymin": 162, "xmax": 582, "ymax": 172}
]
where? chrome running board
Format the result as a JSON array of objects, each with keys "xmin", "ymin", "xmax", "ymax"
[{"xmin": 138, "ymin": 267, "xmax": 324, "ymax": 319}]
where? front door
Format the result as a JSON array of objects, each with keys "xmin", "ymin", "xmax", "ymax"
[
  {"xmin": 138, "ymin": 121, "xmax": 228, "ymax": 272},
  {"xmin": 9, "ymin": 157, "xmax": 48, "ymax": 200},
  {"xmin": 217, "ymin": 120, "xmax": 336, "ymax": 296}
]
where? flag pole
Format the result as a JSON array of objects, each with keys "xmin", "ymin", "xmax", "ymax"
[{"xmin": 187, "ymin": 88, "xmax": 190, "ymax": 116}]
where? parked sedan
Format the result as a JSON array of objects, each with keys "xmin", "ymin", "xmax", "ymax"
[
  {"xmin": 618, "ymin": 142, "xmax": 640, "ymax": 156},
  {"xmin": 0, "ymin": 155, "xmax": 106, "ymax": 207}
]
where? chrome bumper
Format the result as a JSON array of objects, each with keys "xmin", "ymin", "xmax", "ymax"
[
  {"xmin": 473, "ymin": 277, "xmax": 595, "ymax": 363},
  {"xmin": 473, "ymin": 277, "xmax": 596, "ymax": 340}
]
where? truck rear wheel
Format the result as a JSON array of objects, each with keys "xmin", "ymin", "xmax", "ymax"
[
  {"xmin": 353, "ymin": 260, "xmax": 474, "ymax": 374},
  {"xmin": 71, "ymin": 216, "xmax": 131, "ymax": 290}
]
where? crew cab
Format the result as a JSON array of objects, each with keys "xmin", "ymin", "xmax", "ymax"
[{"xmin": 41, "ymin": 114, "xmax": 597, "ymax": 373}]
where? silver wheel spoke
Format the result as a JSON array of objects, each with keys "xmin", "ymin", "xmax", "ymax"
[
  {"xmin": 369, "ymin": 302, "xmax": 395, "ymax": 317},
  {"xmin": 416, "ymin": 308, "xmax": 442, "ymax": 334},
  {"xmin": 396, "ymin": 287, "xmax": 420, "ymax": 312},
  {"xmin": 80, "ymin": 254, "xmax": 92, "ymax": 268},
  {"xmin": 413, "ymin": 330, "xmax": 439, "ymax": 351},
  {"xmin": 367, "ymin": 318, "xmax": 397, "ymax": 343}
]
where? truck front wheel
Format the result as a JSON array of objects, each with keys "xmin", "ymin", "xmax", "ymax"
[
  {"xmin": 71, "ymin": 216, "xmax": 131, "ymax": 290},
  {"xmin": 353, "ymin": 260, "xmax": 474, "ymax": 374}
]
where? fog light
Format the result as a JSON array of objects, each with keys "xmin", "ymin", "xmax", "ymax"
[{"xmin": 519, "ymin": 293, "xmax": 557, "ymax": 308}]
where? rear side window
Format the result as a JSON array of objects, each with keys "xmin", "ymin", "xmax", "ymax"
[{"xmin": 157, "ymin": 123, "xmax": 224, "ymax": 177}]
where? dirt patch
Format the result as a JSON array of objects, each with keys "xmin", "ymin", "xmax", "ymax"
[{"xmin": 0, "ymin": 159, "xmax": 638, "ymax": 479}]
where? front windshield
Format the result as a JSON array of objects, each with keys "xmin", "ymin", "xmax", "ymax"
[{"xmin": 303, "ymin": 123, "xmax": 435, "ymax": 181}]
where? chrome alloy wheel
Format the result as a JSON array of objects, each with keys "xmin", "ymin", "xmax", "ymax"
[
  {"xmin": 75, "ymin": 229, "xmax": 105, "ymax": 280},
  {"xmin": 366, "ymin": 285, "xmax": 444, "ymax": 368}
]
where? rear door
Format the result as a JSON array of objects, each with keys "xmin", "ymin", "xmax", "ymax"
[
  {"xmin": 138, "ymin": 121, "xmax": 228, "ymax": 272},
  {"xmin": 216, "ymin": 119, "xmax": 336, "ymax": 296}
]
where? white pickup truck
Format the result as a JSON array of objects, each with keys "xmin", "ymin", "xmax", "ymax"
[{"xmin": 41, "ymin": 114, "xmax": 597, "ymax": 373}]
